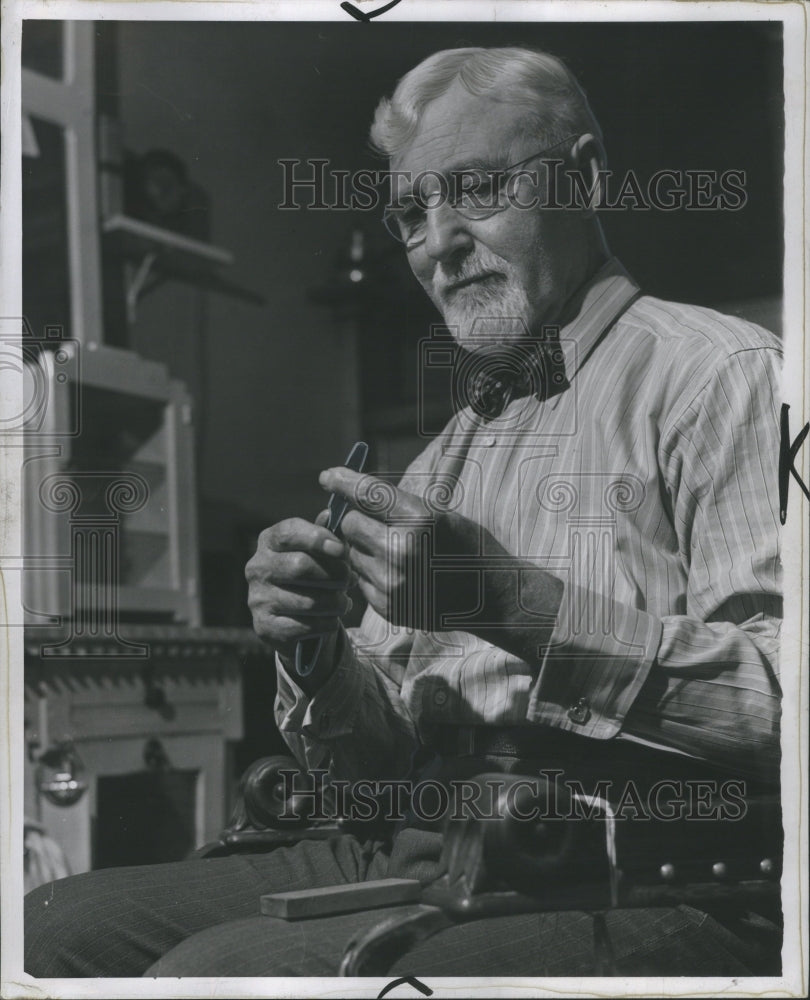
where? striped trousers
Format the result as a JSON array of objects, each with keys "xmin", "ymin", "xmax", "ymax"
[{"xmin": 25, "ymin": 825, "xmax": 780, "ymax": 978}]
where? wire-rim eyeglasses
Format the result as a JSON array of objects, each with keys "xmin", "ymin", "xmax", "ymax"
[{"xmin": 382, "ymin": 134, "xmax": 579, "ymax": 248}]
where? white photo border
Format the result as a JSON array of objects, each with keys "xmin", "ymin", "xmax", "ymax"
[{"xmin": 1, "ymin": 1, "xmax": 807, "ymax": 997}]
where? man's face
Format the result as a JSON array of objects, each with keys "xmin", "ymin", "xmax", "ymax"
[{"xmin": 390, "ymin": 81, "xmax": 585, "ymax": 347}]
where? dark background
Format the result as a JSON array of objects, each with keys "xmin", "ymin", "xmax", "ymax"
[{"xmin": 110, "ymin": 19, "xmax": 785, "ymax": 305}]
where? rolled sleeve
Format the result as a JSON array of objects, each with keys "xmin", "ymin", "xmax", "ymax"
[
  {"xmin": 275, "ymin": 630, "xmax": 365, "ymax": 741},
  {"xmin": 528, "ymin": 582, "xmax": 663, "ymax": 738},
  {"xmin": 272, "ymin": 613, "xmax": 419, "ymax": 781}
]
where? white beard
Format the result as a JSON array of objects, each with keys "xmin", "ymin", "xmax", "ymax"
[{"xmin": 431, "ymin": 252, "xmax": 535, "ymax": 349}]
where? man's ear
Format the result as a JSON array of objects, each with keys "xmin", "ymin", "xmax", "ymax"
[{"xmin": 569, "ymin": 133, "xmax": 607, "ymax": 214}]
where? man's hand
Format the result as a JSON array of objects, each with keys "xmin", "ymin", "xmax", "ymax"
[
  {"xmin": 245, "ymin": 515, "xmax": 353, "ymax": 682},
  {"xmin": 319, "ymin": 466, "xmax": 495, "ymax": 633},
  {"xmin": 319, "ymin": 466, "xmax": 563, "ymax": 660}
]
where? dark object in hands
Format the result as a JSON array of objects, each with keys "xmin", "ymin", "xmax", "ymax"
[{"xmin": 295, "ymin": 441, "xmax": 368, "ymax": 678}]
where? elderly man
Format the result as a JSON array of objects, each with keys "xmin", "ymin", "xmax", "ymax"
[{"xmin": 25, "ymin": 46, "xmax": 782, "ymax": 978}]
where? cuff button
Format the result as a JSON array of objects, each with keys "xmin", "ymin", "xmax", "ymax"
[{"xmin": 567, "ymin": 697, "xmax": 591, "ymax": 724}]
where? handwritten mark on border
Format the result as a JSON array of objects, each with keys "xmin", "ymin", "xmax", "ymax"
[
  {"xmin": 377, "ymin": 976, "xmax": 433, "ymax": 998},
  {"xmin": 341, "ymin": 0, "xmax": 404, "ymax": 22},
  {"xmin": 779, "ymin": 404, "xmax": 810, "ymax": 524}
]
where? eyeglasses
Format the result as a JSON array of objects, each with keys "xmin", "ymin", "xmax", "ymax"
[{"xmin": 383, "ymin": 134, "xmax": 578, "ymax": 248}]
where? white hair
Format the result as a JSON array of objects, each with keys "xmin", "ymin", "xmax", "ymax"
[{"xmin": 369, "ymin": 46, "xmax": 603, "ymax": 157}]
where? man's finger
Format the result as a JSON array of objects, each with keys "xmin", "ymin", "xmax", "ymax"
[
  {"xmin": 318, "ymin": 468, "xmax": 422, "ymax": 523},
  {"xmin": 346, "ymin": 546, "xmax": 388, "ymax": 594},
  {"xmin": 248, "ymin": 583, "xmax": 352, "ymax": 618},
  {"xmin": 259, "ymin": 550, "xmax": 352, "ymax": 588},
  {"xmin": 252, "ymin": 610, "xmax": 342, "ymax": 648},
  {"xmin": 353, "ymin": 577, "xmax": 386, "ymax": 620},
  {"xmin": 339, "ymin": 508, "xmax": 388, "ymax": 555},
  {"xmin": 260, "ymin": 517, "xmax": 345, "ymax": 558}
]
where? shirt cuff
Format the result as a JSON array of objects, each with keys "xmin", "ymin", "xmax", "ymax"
[
  {"xmin": 527, "ymin": 583, "xmax": 663, "ymax": 738},
  {"xmin": 275, "ymin": 627, "xmax": 364, "ymax": 741}
]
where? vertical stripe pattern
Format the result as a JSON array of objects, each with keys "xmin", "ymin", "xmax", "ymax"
[{"xmin": 276, "ymin": 259, "xmax": 782, "ymax": 781}]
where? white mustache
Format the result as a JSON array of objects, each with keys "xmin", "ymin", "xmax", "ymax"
[{"xmin": 434, "ymin": 256, "xmax": 507, "ymax": 298}]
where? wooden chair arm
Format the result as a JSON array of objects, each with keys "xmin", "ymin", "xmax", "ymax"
[
  {"xmin": 226, "ymin": 755, "xmax": 311, "ymax": 832},
  {"xmin": 195, "ymin": 755, "xmax": 337, "ymax": 858}
]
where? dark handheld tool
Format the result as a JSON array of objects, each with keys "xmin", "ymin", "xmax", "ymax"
[{"xmin": 294, "ymin": 441, "xmax": 368, "ymax": 678}]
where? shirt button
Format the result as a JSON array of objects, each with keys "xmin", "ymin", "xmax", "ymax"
[
  {"xmin": 483, "ymin": 436, "xmax": 496, "ymax": 447},
  {"xmin": 567, "ymin": 697, "xmax": 591, "ymax": 724},
  {"xmin": 433, "ymin": 690, "xmax": 448, "ymax": 707},
  {"xmin": 320, "ymin": 711, "xmax": 330, "ymax": 729}
]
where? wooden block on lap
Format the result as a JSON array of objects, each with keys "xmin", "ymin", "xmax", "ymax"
[{"xmin": 260, "ymin": 878, "xmax": 422, "ymax": 920}]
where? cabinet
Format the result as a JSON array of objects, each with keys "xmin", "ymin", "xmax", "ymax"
[
  {"xmin": 24, "ymin": 344, "xmax": 201, "ymax": 629},
  {"xmin": 20, "ymin": 20, "xmax": 259, "ymax": 871}
]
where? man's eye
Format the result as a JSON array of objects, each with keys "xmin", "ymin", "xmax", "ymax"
[
  {"xmin": 453, "ymin": 173, "xmax": 499, "ymax": 209},
  {"xmin": 399, "ymin": 205, "xmax": 426, "ymax": 233}
]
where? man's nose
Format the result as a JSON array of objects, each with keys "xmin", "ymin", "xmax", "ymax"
[{"xmin": 422, "ymin": 200, "xmax": 474, "ymax": 262}]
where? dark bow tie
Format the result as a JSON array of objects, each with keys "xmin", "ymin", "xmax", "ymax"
[{"xmin": 463, "ymin": 342, "xmax": 566, "ymax": 420}]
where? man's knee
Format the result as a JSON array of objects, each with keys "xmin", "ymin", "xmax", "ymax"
[
  {"xmin": 24, "ymin": 841, "xmax": 376, "ymax": 978},
  {"xmin": 25, "ymin": 872, "xmax": 118, "ymax": 977},
  {"xmin": 145, "ymin": 916, "xmax": 331, "ymax": 977},
  {"xmin": 25, "ymin": 859, "xmax": 219, "ymax": 978},
  {"xmin": 145, "ymin": 906, "xmax": 411, "ymax": 978}
]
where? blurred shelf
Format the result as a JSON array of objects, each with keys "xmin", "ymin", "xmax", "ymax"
[
  {"xmin": 102, "ymin": 213, "xmax": 233, "ymax": 266},
  {"xmin": 24, "ymin": 624, "xmax": 266, "ymax": 661},
  {"xmin": 102, "ymin": 213, "xmax": 266, "ymax": 314}
]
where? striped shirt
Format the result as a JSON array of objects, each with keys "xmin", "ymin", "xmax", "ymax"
[{"xmin": 276, "ymin": 258, "xmax": 782, "ymax": 782}]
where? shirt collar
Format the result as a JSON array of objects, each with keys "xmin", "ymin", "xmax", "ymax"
[
  {"xmin": 552, "ymin": 257, "xmax": 641, "ymax": 385},
  {"xmin": 453, "ymin": 258, "xmax": 641, "ymax": 423}
]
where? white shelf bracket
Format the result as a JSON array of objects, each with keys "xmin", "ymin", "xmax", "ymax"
[{"xmin": 125, "ymin": 251, "xmax": 158, "ymax": 325}]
